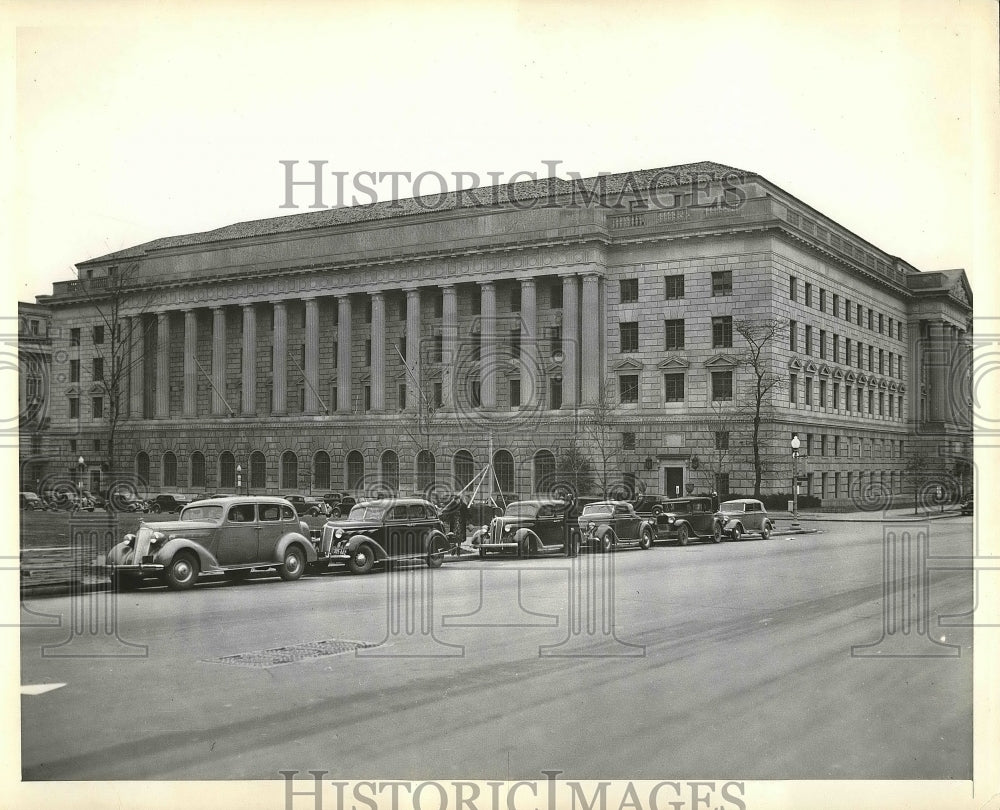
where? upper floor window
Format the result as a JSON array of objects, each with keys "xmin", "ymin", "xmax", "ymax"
[
  {"xmin": 833, "ymin": 294, "xmax": 839, "ymax": 318},
  {"xmin": 70, "ymin": 328, "xmax": 81, "ymax": 347},
  {"xmin": 711, "ymin": 370, "xmax": 734, "ymax": 401},
  {"xmin": 549, "ymin": 282, "xmax": 563, "ymax": 309},
  {"xmin": 619, "ymin": 322, "xmax": 639, "ymax": 353},
  {"xmin": 711, "ymin": 271, "xmax": 732, "ymax": 296},
  {"xmin": 819, "ymin": 289, "xmax": 826, "ymax": 312},
  {"xmin": 92, "ymin": 325, "xmax": 104, "ymax": 344},
  {"xmin": 664, "ymin": 275, "xmax": 685, "ymax": 299},
  {"xmin": 93, "ymin": 357, "xmax": 104, "ymax": 381},
  {"xmin": 789, "ymin": 276, "xmax": 797, "ymax": 301},
  {"xmin": 663, "ymin": 373, "xmax": 685, "ymax": 402},
  {"xmin": 619, "ymin": 374, "xmax": 639, "ymax": 404},
  {"xmin": 789, "ymin": 321, "xmax": 797, "ymax": 352},
  {"xmin": 804, "ymin": 283, "xmax": 812, "ymax": 307},
  {"xmin": 664, "ymin": 319, "xmax": 685, "ymax": 351},
  {"xmin": 712, "ymin": 316, "xmax": 733, "ymax": 348},
  {"xmin": 619, "ymin": 278, "xmax": 639, "ymax": 303}
]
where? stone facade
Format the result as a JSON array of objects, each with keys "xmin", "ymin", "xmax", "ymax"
[{"xmin": 30, "ymin": 162, "xmax": 974, "ymax": 507}]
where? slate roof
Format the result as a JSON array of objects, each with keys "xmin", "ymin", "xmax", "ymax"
[{"xmin": 79, "ymin": 161, "xmax": 751, "ymax": 265}]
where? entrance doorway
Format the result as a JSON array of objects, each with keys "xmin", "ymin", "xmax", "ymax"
[{"xmin": 663, "ymin": 466, "xmax": 684, "ymax": 498}]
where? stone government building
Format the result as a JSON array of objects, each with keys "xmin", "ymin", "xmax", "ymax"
[{"xmin": 24, "ymin": 161, "xmax": 973, "ymax": 507}]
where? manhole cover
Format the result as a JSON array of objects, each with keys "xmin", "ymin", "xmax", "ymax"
[{"xmin": 207, "ymin": 639, "xmax": 379, "ymax": 668}]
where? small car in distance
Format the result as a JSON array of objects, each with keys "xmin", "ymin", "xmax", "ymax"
[
  {"xmin": 658, "ymin": 497, "xmax": 723, "ymax": 545},
  {"xmin": 320, "ymin": 493, "xmax": 357, "ymax": 518},
  {"xmin": 284, "ymin": 494, "xmax": 327, "ymax": 516},
  {"xmin": 578, "ymin": 501, "xmax": 656, "ymax": 552},
  {"xmin": 472, "ymin": 499, "xmax": 580, "ymax": 558},
  {"xmin": 631, "ymin": 495, "xmax": 665, "ymax": 516},
  {"xmin": 99, "ymin": 496, "xmax": 317, "ymax": 591},
  {"xmin": 318, "ymin": 498, "xmax": 452, "ymax": 573},
  {"xmin": 716, "ymin": 498, "xmax": 773, "ymax": 540},
  {"xmin": 20, "ymin": 491, "xmax": 45, "ymax": 511},
  {"xmin": 960, "ymin": 497, "xmax": 973, "ymax": 516},
  {"xmin": 148, "ymin": 493, "xmax": 192, "ymax": 513}
]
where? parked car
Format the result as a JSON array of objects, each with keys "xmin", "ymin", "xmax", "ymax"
[
  {"xmin": 658, "ymin": 497, "xmax": 723, "ymax": 545},
  {"xmin": 960, "ymin": 497, "xmax": 974, "ymax": 516},
  {"xmin": 631, "ymin": 495, "xmax": 666, "ymax": 516},
  {"xmin": 20, "ymin": 491, "xmax": 45, "ymax": 511},
  {"xmin": 578, "ymin": 501, "xmax": 656, "ymax": 552},
  {"xmin": 472, "ymin": 498, "xmax": 580, "ymax": 558},
  {"xmin": 284, "ymin": 494, "xmax": 327, "ymax": 516},
  {"xmin": 81, "ymin": 490, "xmax": 106, "ymax": 510},
  {"xmin": 716, "ymin": 498, "xmax": 774, "ymax": 540},
  {"xmin": 320, "ymin": 493, "xmax": 357, "ymax": 518},
  {"xmin": 148, "ymin": 493, "xmax": 192, "ymax": 513},
  {"xmin": 98, "ymin": 496, "xmax": 317, "ymax": 591},
  {"xmin": 317, "ymin": 498, "xmax": 452, "ymax": 573}
]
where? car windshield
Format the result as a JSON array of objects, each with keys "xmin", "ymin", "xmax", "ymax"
[
  {"xmin": 503, "ymin": 502, "xmax": 542, "ymax": 519},
  {"xmin": 180, "ymin": 504, "xmax": 224, "ymax": 522},
  {"xmin": 348, "ymin": 504, "xmax": 388, "ymax": 521},
  {"xmin": 720, "ymin": 501, "xmax": 746, "ymax": 511},
  {"xmin": 582, "ymin": 503, "xmax": 613, "ymax": 515}
]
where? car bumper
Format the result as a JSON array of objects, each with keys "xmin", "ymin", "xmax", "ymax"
[
  {"xmin": 94, "ymin": 562, "xmax": 166, "ymax": 576},
  {"xmin": 478, "ymin": 542, "xmax": 519, "ymax": 552}
]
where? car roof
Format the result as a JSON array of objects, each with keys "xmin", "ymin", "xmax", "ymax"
[
  {"xmin": 583, "ymin": 500, "xmax": 630, "ymax": 508},
  {"xmin": 354, "ymin": 497, "xmax": 435, "ymax": 508},
  {"xmin": 721, "ymin": 498, "xmax": 763, "ymax": 505},
  {"xmin": 185, "ymin": 496, "xmax": 294, "ymax": 507}
]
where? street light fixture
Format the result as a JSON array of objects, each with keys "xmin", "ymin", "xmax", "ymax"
[
  {"xmin": 77, "ymin": 455, "xmax": 86, "ymax": 493},
  {"xmin": 236, "ymin": 464, "xmax": 243, "ymax": 495},
  {"xmin": 790, "ymin": 434, "xmax": 801, "ymax": 531}
]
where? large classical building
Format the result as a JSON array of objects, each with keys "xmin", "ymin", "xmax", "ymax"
[{"xmin": 28, "ymin": 162, "xmax": 973, "ymax": 507}]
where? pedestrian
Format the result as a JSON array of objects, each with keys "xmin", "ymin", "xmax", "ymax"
[{"xmin": 455, "ymin": 494, "xmax": 469, "ymax": 556}]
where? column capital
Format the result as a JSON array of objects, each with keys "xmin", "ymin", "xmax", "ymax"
[
  {"xmin": 273, "ymin": 300, "xmax": 287, "ymax": 311},
  {"xmin": 211, "ymin": 304, "xmax": 225, "ymax": 312},
  {"xmin": 404, "ymin": 286, "xmax": 421, "ymax": 298},
  {"xmin": 241, "ymin": 301, "xmax": 256, "ymax": 310},
  {"xmin": 370, "ymin": 290, "xmax": 385, "ymax": 300},
  {"xmin": 479, "ymin": 280, "xmax": 495, "ymax": 290},
  {"xmin": 520, "ymin": 278, "xmax": 536, "ymax": 288}
]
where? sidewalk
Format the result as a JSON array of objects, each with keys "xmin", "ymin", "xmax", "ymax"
[{"xmin": 781, "ymin": 505, "xmax": 966, "ymax": 524}]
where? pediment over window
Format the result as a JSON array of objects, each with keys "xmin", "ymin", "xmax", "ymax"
[
  {"xmin": 787, "ymin": 357, "xmax": 803, "ymax": 371},
  {"xmin": 857, "ymin": 373, "xmax": 869, "ymax": 385},
  {"xmin": 878, "ymin": 378, "xmax": 889, "ymax": 389},
  {"xmin": 613, "ymin": 358, "xmax": 644, "ymax": 372},
  {"xmin": 869, "ymin": 377, "xmax": 880, "ymax": 388},
  {"xmin": 545, "ymin": 361, "xmax": 563, "ymax": 376},
  {"xmin": 803, "ymin": 361, "xmax": 818, "ymax": 374},
  {"xmin": 423, "ymin": 367, "xmax": 444, "ymax": 381},
  {"xmin": 888, "ymin": 381, "xmax": 899, "ymax": 392},
  {"xmin": 657, "ymin": 357, "xmax": 690, "ymax": 370},
  {"xmin": 705, "ymin": 354, "xmax": 739, "ymax": 368},
  {"xmin": 898, "ymin": 383, "xmax": 906, "ymax": 393},
  {"xmin": 65, "ymin": 386, "xmax": 79, "ymax": 396},
  {"xmin": 844, "ymin": 371, "xmax": 857, "ymax": 383},
  {"xmin": 818, "ymin": 364, "xmax": 831, "ymax": 377},
  {"xmin": 832, "ymin": 368, "xmax": 845, "ymax": 380},
  {"xmin": 88, "ymin": 384, "xmax": 105, "ymax": 395}
]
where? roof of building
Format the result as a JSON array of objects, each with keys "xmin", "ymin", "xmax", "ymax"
[{"xmin": 78, "ymin": 161, "xmax": 751, "ymax": 265}]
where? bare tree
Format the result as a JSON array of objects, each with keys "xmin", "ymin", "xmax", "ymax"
[
  {"xmin": 903, "ymin": 452, "xmax": 932, "ymax": 515},
  {"xmin": 582, "ymin": 380, "xmax": 624, "ymax": 498},
  {"xmin": 733, "ymin": 318, "xmax": 788, "ymax": 497},
  {"xmin": 555, "ymin": 434, "xmax": 597, "ymax": 498}
]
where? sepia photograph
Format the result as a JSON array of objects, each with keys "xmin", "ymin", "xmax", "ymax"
[{"xmin": 4, "ymin": 1, "xmax": 998, "ymax": 809}]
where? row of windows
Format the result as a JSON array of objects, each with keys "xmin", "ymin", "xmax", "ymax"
[
  {"xmin": 69, "ymin": 325, "xmax": 108, "ymax": 346},
  {"xmin": 67, "ymin": 396, "xmax": 102, "ymax": 420},
  {"xmin": 623, "ymin": 271, "xmax": 733, "ymax": 302},
  {"xmin": 804, "ymin": 470, "xmax": 906, "ymax": 499},
  {"xmin": 789, "ymin": 275, "xmax": 903, "ymax": 340},
  {"xmin": 789, "ymin": 433, "xmax": 904, "ymax": 458},
  {"xmin": 68, "ymin": 358, "xmax": 104, "ymax": 383},
  {"xmin": 623, "ymin": 317, "xmax": 735, "ymax": 353},
  {"xmin": 623, "ymin": 371, "xmax": 734, "ymax": 404},
  {"xmin": 788, "ymin": 374, "xmax": 905, "ymax": 419},
  {"xmin": 135, "ymin": 448, "xmax": 560, "ymax": 494},
  {"xmin": 788, "ymin": 322, "xmax": 904, "ymax": 377}
]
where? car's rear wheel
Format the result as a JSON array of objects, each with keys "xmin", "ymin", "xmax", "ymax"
[
  {"xmin": 731, "ymin": 524, "xmax": 743, "ymax": 542},
  {"xmin": 676, "ymin": 524, "xmax": 689, "ymax": 546},
  {"xmin": 427, "ymin": 538, "xmax": 446, "ymax": 569},
  {"xmin": 639, "ymin": 529, "xmax": 653, "ymax": 550},
  {"xmin": 150, "ymin": 503, "xmax": 161, "ymax": 514},
  {"xmin": 760, "ymin": 522, "xmax": 771, "ymax": 540},
  {"xmin": 347, "ymin": 545, "xmax": 374, "ymax": 575},
  {"xmin": 279, "ymin": 545, "xmax": 306, "ymax": 581},
  {"xmin": 330, "ymin": 507, "xmax": 342, "ymax": 519},
  {"xmin": 712, "ymin": 523, "xmax": 723, "ymax": 543},
  {"xmin": 600, "ymin": 532, "xmax": 614, "ymax": 553},
  {"xmin": 164, "ymin": 552, "xmax": 199, "ymax": 591},
  {"xmin": 519, "ymin": 538, "xmax": 533, "ymax": 558},
  {"xmin": 651, "ymin": 505, "xmax": 663, "ymax": 516}
]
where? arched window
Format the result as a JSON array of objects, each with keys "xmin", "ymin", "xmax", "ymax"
[
  {"xmin": 533, "ymin": 450, "xmax": 556, "ymax": 494},
  {"xmin": 416, "ymin": 450, "xmax": 435, "ymax": 493},
  {"xmin": 219, "ymin": 452, "xmax": 236, "ymax": 489},
  {"xmin": 163, "ymin": 452, "xmax": 178, "ymax": 488},
  {"xmin": 136, "ymin": 452, "xmax": 150, "ymax": 485},
  {"xmin": 313, "ymin": 451, "xmax": 331, "ymax": 490},
  {"xmin": 190, "ymin": 452, "xmax": 206, "ymax": 489},
  {"xmin": 281, "ymin": 451, "xmax": 298, "ymax": 490},
  {"xmin": 493, "ymin": 450, "xmax": 515, "ymax": 496},
  {"xmin": 454, "ymin": 450, "xmax": 475, "ymax": 490},
  {"xmin": 381, "ymin": 450, "xmax": 399, "ymax": 493},
  {"xmin": 346, "ymin": 451, "xmax": 365, "ymax": 491},
  {"xmin": 250, "ymin": 451, "xmax": 266, "ymax": 490}
]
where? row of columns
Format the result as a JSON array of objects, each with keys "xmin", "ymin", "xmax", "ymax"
[
  {"xmin": 127, "ymin": 274, "xmax": 604, "ymax": 419},
  {"xmin": 923, "ymin": 319, "xmax": 966, "ymax": 425}
]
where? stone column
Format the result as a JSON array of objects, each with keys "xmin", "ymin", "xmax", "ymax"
[
  {"xmin": 241, "ymin": 304, "xmax": 256, "ymax": 415},
  {"xmin": 129, "ymin": 315, "xmax": 144, "ymax": 418},
  {"xmin": 441, "ymin": 285, "xmax": 457, "ymax": 410},
  {"xmin": 927, "ymin": 320, "xmax": 949, "ymax": 423},
  {"xmin": 520, "ymin": 279, "xmax": 538, "ymax": 406},
  {"xmin": 405, "ymin": 287, "xmax": 421, "ymax": 410},
  {"xmin": 370, "ymin": 292, "xmax": 386, "ymax": 412},
  {"xmin": 272, "ymin": 301, "xmax": 287, "ymax": 415},
  {"xmin": 155, "ymin": 312, "xmax": 170, "ymax": 419},
  {"xmin": 182, "ymin": 309, "xmax": 198, "ymax": 417},
  {"xmin": 337, "ymin": 296, "xmax": 352, "ymax": 412},
  {"xmin": 303, "ymin": 298, "xmax": 320, "ymax": 414},
  {"xmin": 480, "ymin": 281, "xmax": 496, "ymax": 408},
  {"xmin": 211, "ymin": 306, "xmax": 227, "ymax": 415},
  {"xmin": 581, "ymin": 274, "xmax": 601, "ymax": 405},
  {"xmin": 561, "ymin": 274, "xmax": 579, "ymax": 409}
]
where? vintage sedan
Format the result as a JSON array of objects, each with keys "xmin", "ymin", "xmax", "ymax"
[
  {"xmin": 284, "ymin": 494, "xmax": 327, "ymax": 516},
  {"xmin": 472, "ymin": 499, "xmax": 580, "ymax": 558},
  {"xmin": 318, "ymin": 498, "xmax": 452, "ymax": 573},
  {"xmin": 658, "ymin": 497, "xmax": 723, "ymax": 545},
  {"xmin": 716, "ymin": 498, "xmax": 773, "ymax": 540},
  {"xmin": 148, "ymin": 493, "xmax": 192, "ymax": 513},
  {"xmin": 578, "ymin": 501, "xmax": 656, "ymax": 552},
  {"xmin": 98, "ymin": 496, "xmax": 318, "ymax": 590}
]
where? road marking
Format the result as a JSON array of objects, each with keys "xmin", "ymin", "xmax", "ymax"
[{"xmin": 21, "ymin": 683, "xmax": 66, "ymax": 696}]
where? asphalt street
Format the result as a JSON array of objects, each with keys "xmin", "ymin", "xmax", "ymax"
[{"xmin": 19, "ymin": 518, "xmax": 973, "ymax": 781}]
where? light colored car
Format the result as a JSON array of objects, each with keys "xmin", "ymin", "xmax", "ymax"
[
  {"xmin": 99, "ymin": 496, "xmax": 317, "ymax": 591},
  {"xmin": 578, "ymin": 501, "xmax": 656, "ymax": 552},
  {"xmin": 716, "ymin": 498, "xmax": 773, "ymax": 540}
]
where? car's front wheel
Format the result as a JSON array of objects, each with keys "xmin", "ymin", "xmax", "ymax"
[
  {"xmin": 639, "ymin": 529, "xmax": 653, "ymax": 550},
  {"xmin": 731, "ymin": 524, "xmax": 743, "ymax": 542},
  {"xmin": 427, "ymin": 538, "xmax": 446, "ymax": 569},
  {"xmin": 150, "ymin": 503, "xmax": 162, "ymax": 514},
  {"xmin": 712, "ymin": 523, "xmax": 723, "ymax": 543},
  {"xmin": 676, "ymin": 524, "xmax": 689, "ymax": 546},
  {"xmin": 164, "ymin": 552, "xmax": 199, "ymax": 591},
  {"xmin": 760, "ymin": 522, "xmax": 771, "ymax": 540},
  {"xmin": 279, "ymin": 545, "xmax": 306, "ymax": 581},
  {"xmin": 347, "ymin": 545, "xmax": 374, "ymax": 575},
  {"xmin": 600, "ymin": 532, "xmax": 614, "ymax": 553}
]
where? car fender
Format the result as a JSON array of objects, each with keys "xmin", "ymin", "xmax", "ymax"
[
  {"xmin": 426, "ymin": 529, "xmax": 452, "ymax": 553},
  {"xmin": 274, "ymin": 532, "xmax": 319, "ymax": 564},
  {"xmin": 592, "ymin": 522, "xmax": 615, "ymax": 541},
  {"xmin": 512, "ymin": 528, "xmax": 540, "ymax": 548},
  {"xmin": 158, "ymin": 537, "xmax": 221, "ymax": 572},
  {"xmin": 638, "ymin": 518, "xmax": 657, "ymax": 537},
  {"xmin": 105, "ymin": 541, "xmax": 134, "ymax": 566},
  {"xmin": 344, "ymin": 533, "xmax": 389, "ymax": 561},
  {"xmin": 723, "ymin": 518, "xmax": 744, "ymax": 533}
]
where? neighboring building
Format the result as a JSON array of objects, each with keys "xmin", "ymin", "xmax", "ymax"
[
  {"xmin": 17, "ymin": 301, "xmax": 54, "ymax": 491},
  {"xmin": 32, "ymin": 162, "xmax": 973, "ymax": 506}
]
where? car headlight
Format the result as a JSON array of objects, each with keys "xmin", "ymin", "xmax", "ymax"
[
  {"xmin": 503, "ymin": 524, "xmax": 512, "ymax": 534},
  {"xmin": 667, "ymin": 516, "xmax": 675, "ymax": 524},
  {"xmin": 334, "ymin": 528, "xmax": 344, "ymax": 539},
  {"xmin": 149, "ymin": 531, "xmax": 166, "ymax": 546},
  {"xmin": 481, "ymin": 525, "xmax": 488, "ymax": 534},
  {"xmin": 587, "ymin": 521, "xmax": 596, "ymax": 531},
  {"xmin": 123, "ymin": 533, "xmax": 136, "ymax": 548}
]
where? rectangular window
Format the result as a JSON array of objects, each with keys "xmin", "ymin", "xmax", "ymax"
[
  {"xmin": 833, "ymin": 334, "xmax": 839, "ymax": 363},
  {"xmin": 712, "ymin": 316, "xmax": 733, "ymax": 349},
  {"xmin": 471, "ymin": 380, "xmax": 482, "ymax": 408},
  {"xmin": 878, "ymin": 313, "xmax": 884, "ymax": 334},
  {"xmin": 664, "ymin": 319, "xmax": 685, "ymax": 350},
  {"xmin": 819, "ymin": 380, "xmax": 827, "ymax": 408},
  {"xmin": 434, "ymin": 334, "xmax": 443, "ymax": 363},
  {"xmin": 715, "ymin": 431, "xmax": 729, "ymax": 451},
  {"xmin": 433, "ymin": 293, "xmax": 444, "ymax": 318},
  {"xmin": 897, "ymin": 321, "xmax": 902, "ymax": 340},
  {"xmin": 619, "ymin": 322, "xmax": 639, "ymax": 353},
  {"xmin": 868, "ymin": 389, "xmax": 874, "ymax": 414},
  {"xmin": 93, "ymin": 357, "xmax": 103, "ymax": 380},
  {"xmin": 549, "ymin": 378, "xmax": 562, "ymax": 409},
  {"xmin": 620, "ymin": 278, "xmax": 639, "ymax": 303},
  {"xmin": 92, "ymin": 325, "xmax": 104, "ymax": 344},
  {"xmin": 70, "ymin": 359, "xmax": 80, "ymax": 383},
  {"xmin": 471, "ymin": 286, "xmax": 481, "ymax": 315},
  {"xmin": 365, "ymin": 299, "xmax": 372, "ymax": 323},
  {"xmin": 888, "ymin": 351, "xmax": 893, "ymax": 377},
  {"xmin": 845, "ymin": 385, "xmax": 852, "ymax": 412},
  {"xmin": 833, "ymin": 382, "xmax": 840, "ymax": 409},
  {"xmin": 844, "ymin": 299, "xmax": 851, "ymax": 323},
  {"xmin": 819, "ymin": 289, "xmax": 826, "ymax": 312},
  {"xmin": 664, "ymin": 275, "xmax": 685, "ymax": 299},
  {"xmin": 510, "ymin": 327, "xmax": 521, "ymax": 359},
  {"xmin": 547, "ymin": 325, "xmax": 562, "ymax": 357},
  {"xmin": 510, "ymin": 285, "xmax": 521, "ymax": 312},
  {"xmin": 804, "ymin": 325, "xmax": 812, "ymax": 355},
  {"xmin": 94, "ymin": 438, "xmax": 101, "ymax": 452},
  {"xmin": 510, "ymin": 379, "xmax": 521, "ymax": 408},
  {"xmin": 300, "ymin": 344, "xmax": 306, "ymax": 367},
  {"xmin": 868, "ymin": 308, "xmax": 873, "ymax": 330},
  {"xmin": 711, "ymin": 270, "xmax": 732, "ymax": 296},
  {"xmin": 879, "ymin": 349, "xmax": 884, "ymax": 374},
  {"xmin": 804, "ymin": 377, "xmax": 813, "ymax": 406},
  {"xmin": 365, "ymin": 340, "xmax": 372, "ymax": 366},
  {"xmin": 857, "ymin": 387, "xmax": 863, "ymax": 412},
  {"xmin": 711, "ymin": 370, "xmax": 733, "ymax": 401},
  {"xmin": 622, "ymin": 431, "xmax": 636, "ymax": 451},
  {"xmin": 789, "ymin": 321, "xmax": 797, "ymax": 352},
  {"xmin": 819, "ymin": 329, "xmax": 826, "ymax": 359},
  {"xmin": 789, "ymin": 276, "xmax": 797, "ymax": 301},
  {"xmin": 69, "ymin": 397, "xmax": 79, "ymax": 418},
  {"xmin": 868, "ymin": 345, "xmax": 874, "ymax": 371},
  {"xmin": 332, "ymin": 341, "xmax": 338, "ymax": 367},
  {"xmin": 804, "ymin": 283, "xmax": 812, "ymax": 307},
  {"xmin": 92, "ymin": 396, "xmax": 103, "ymax": 419},
  {"xmin": 806, "ymin": 433, "xmax": 813, "ymax": 455},
  {"xmin": 619, "ymin": 374, "xmax": 639, "ymax": 404},
  {"xmin": 833, "ymin": 294, "xmax": 839, "ymax": 318},
  {"xmin": 70, "ymin": 328, "xmax": 81, "ymax": 347},
  {"xmin": 433, "ymin": 382, "xmax": 443, "ymax": 408},
  {"xmin": 789, "ymin": 373, "xmax": 798, "ymax": 404},
  {"xmin": 549, "ymin": 282, "xmax": 563, "ymax": 309},
  {"xmin": 821, "ymin": 434, "xmax": 828, "ymax": 456},
  {"xmin": 857, "ymin": 304, "xmax": 863, "ymax": 325},
  {"xmin": 663, "ymin": 373, "xmax": 685, "ymax": 402},
  {"xmin": 398, "ymin": 384, "xmax": 407, "ymax": 411}
]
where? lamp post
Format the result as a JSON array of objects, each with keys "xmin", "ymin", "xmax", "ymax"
[
  {"xmin": 236, "ymin": 464, "xmax": 243, "ymax": 495},
  {"xmin": 790, "ymin": 434, "xmax": 801, "ymax": 531},
  {"xmin": 77, "ymin": 455, "xmax": 85, "ymax": 493}
]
